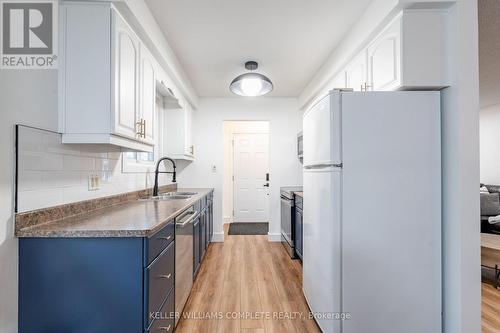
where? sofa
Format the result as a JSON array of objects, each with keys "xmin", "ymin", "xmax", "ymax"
[{"xmin": 481, "ymin": 184, "xmax": 500, "ymax": 234}]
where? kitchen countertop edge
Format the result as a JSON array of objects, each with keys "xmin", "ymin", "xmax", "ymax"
[{"xmin": 16, "ymin": 188, "xmax": 214, "ymax": 238}]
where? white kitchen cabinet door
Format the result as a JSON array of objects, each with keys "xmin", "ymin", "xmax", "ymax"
[
  {"xmin": 345, "ymin": 51, "xmax": 368, "ymax": 92},
  {"xmin": 162, "ymin": 99, "xmax": 195, "ymax": 161},
  {"xmin": 113, "ymin": 11, "xmax": 139, "ymax": 140},
  {"xmin": 184, "ymin": 103, "xmax": 194, "ymax": 156},
  {"xmin": 139, "ymin": 44, "xmax": 156, "ymax": 145},
  {"xmin": 367, "ymin": 16, "xmax": 401, "ymax": 91}
]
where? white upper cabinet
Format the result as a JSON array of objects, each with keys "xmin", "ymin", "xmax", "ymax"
[
  {"xmin": 113, "ymin": 12, "xmax": 140, "ymax": 141},
  {"xmin": 184, "ymin": 103, "xmax": 194, "ymax": 156},
  {"xmin": 161, "ymin": 98, "xmax": 195, "ymax": 161},
  {"xmin": 335, "ymin": 9, "xmax": 448, "ymax": 93},
  {"xmin": 59, "ymin": 3, "xmax": 155, "ymax": 152},
  {"xmin": 367, "ymin": 16, "xmax": 401, "ymax": 91},
  {"xmin": 345, "ymin": 52, "xmax": 368, "ymax": 91},
  {"xmin": 139, "ymin": 45, "xmax": 156, "ymax": 145}
]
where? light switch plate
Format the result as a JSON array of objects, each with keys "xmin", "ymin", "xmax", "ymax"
[{"xmin": 88, "ymin": 174, "xmax": 100, "ymax": 191}]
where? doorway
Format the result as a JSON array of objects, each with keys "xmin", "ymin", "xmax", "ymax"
[{"xmin": 223, "ymin": 121, "xmax": 270, "ymax": 225}]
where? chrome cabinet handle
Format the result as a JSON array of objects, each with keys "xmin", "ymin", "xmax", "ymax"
[
  {"xmin": 158, "ymin": 273, "xmax": 172, "ymax": 279},
  {"xmin": 159, "ymin": 235, "xmax": 172, "ymax": 241},
  {"xmin": 159, "ymin": 325, "xmax": 171, "ymax": 331}
]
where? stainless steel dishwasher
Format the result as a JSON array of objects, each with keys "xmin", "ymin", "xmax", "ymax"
[{"xmin": 175, "ymin": 206, "xmax": 197, "ymax": 326}]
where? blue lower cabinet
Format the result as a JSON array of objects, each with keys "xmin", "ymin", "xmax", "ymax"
[
  {"xmin": 200, "ymin": 210, "xmax": 206, "ymax": 260},
  {"xmin": 148, "ymin": 288, "xmax": 175, "ymax": 332},
  {"xmin": 295, "ymin": 207, "xmax": 303, "ymax": 260},
  {"xmin": 145, "ymin": 241, "xmax": 175, "ymax": 328},
  {"xmin": 193, "ymin": 217, "xmax": 200, "ymax": 277},
  {"xmin": 19, "ymin": 237, "xmax": 144, "ymax": 333},
  {"xmin": 19, "ymin": 221, "xmax": 176, "ymax": 333}
]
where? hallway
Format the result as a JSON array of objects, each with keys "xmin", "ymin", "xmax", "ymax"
[{"xmin": 175, "ymin": 225, "xmax": 321, "ymax": 332}]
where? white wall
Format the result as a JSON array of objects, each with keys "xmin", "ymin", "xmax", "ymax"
[
  {"xmin": 298, "ymin": 1, "xmax": 481, "ymax": 332},
  {"xmin": 222, "ymin": 121, "xmax": 270, "ymax": 223},
  {"xmin": 480, "ymin": 103, "xmax": 500, "ymax": 185},
  {"xmin": 440, "ymin": 2, "xmax": 481, "ymax": 332},
  {"xmin": 178, "ymin": 98, "xmax": 303, "ymax": 242}
]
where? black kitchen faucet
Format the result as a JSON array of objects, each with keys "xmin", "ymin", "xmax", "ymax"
[{"xmin": 153, "ymin": 157, "xmax": 176, "ymax": 196}]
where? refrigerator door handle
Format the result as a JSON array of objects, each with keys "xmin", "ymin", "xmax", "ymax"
[{"xmin": 304, "ymin": 163, "xmax": 342, "ymax": 169}]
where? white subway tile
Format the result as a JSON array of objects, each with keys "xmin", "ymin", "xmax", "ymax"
[
  {"xmin": 42, "ymin": 171, "xmax": 81, "ymax": 189},
  {"xmin": 79, "ymin": 145, "xmax": 109, "ymax": 159},
  {"xmin": 18, "ymin": 188, "xmax": 64, "ymax": 212},
  {"xmin": 41, "ymin": 154, "xmax": 64, "ymax": 171},
  {"xmin": 18, "ymin": 127, "xmax": 44, "ymax": 153},
  {"xmin": 17, "ymin": 171, "xmax": 43, "ymax": 192},
  {"xmin": 63, "ymin": 155, "xmax": 95, "ymax": 171},
  {"xmin": 43, "ymin": 132, "xmax": 80, "ymax": 156}
]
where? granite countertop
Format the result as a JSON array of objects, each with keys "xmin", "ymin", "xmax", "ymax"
[
  {"xmin": 15, "ymin": 188, "xmax": 213, "ymax": 238},
  {"xmin": 295, "ymin": 191, "xmax": 303, "ymax": 197}
]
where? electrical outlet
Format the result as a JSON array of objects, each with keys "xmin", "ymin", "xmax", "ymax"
[
  {"xmin": 88, "ymin": 174, "xmax": 100, "ymax": 191},
  {"xmin": 212, "ymin": 165, "xmax": 217, "ymax": 173}
]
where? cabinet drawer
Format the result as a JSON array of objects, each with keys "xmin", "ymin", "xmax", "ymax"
[
  {"xmin": 148, "ymin": 288, "xmax": 175, "ymax": 332},
  {"xmin": 147, "ymin": 221, "xmax": 175, "ymax": 265},
  {"xmin": 146, "ymin": 241, "xmax": 174, "ymax": 327}
]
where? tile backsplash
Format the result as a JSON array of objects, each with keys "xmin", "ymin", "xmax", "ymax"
[{"xmin": 17, "ymin": 126, "xmax": 170, "ymax": 212}]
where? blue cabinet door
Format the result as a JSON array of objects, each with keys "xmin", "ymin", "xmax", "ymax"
[
  {"xmin": 193, "ymin": 218, "xmax": 200, "ymax": 277},
  {"xmin": 200, "ymin": 210, "xmax": 206, "ymax": 259},
  {"xmin": 19, "ymin": 238, "xmax": 144, "ymax": 333},
  {"xmin": 295, "ymin": 207, "xmax": 303, "ymax": 260}
]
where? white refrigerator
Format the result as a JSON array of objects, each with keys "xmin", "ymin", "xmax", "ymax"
[{"xmin": 302, "ymin": 90, "xmax": 441, "ymax": 333}]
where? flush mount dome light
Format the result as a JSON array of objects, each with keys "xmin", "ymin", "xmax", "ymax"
[{"xmin": 229, "ymin": 61, "xmax": 273, "ymax": 97}]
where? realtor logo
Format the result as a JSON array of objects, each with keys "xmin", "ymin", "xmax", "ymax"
[{"xmin": 1, "ymin": 0, "xmax": 57, "ymax": 69}]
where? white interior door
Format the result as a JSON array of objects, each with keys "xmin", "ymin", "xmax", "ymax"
[{"xmin": 233, "ymin": 133, "xmax": 270, "ymax": 223}]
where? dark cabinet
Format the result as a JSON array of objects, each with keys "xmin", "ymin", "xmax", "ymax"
[
  {"xmin": 208, "ymin": 193, "xmax": 214, "ymax": 242},
  {"xmin": 200, "ymin": 209, "xmax": 206, "ymax": 260},
  {"xmin": 294, "ymin": 195, "xmax": 303, "ymax": 261},
  {"xmin": 193, "ymin": 216, "xmax": 200, "ymax": 277}
]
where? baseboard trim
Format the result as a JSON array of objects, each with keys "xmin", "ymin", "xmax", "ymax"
[
  {"xmin": 211, "ymin": 232, "xmax": 225, "ymax": 242},
  {"xmin": 267, "ymin": 232, "xmax": 281, "ymax": 242},
  {"xmin": 223, "ymin": 216, "xmax": 232, "ymax": 224}
]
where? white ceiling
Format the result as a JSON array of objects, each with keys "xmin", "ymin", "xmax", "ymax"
[
  {"xmin": 479, "ymin": 0, "xmax": 500, "ymax": 108},
  {"xmin": 145, "ymin": 0, "xmax": 371, "ymax": 97}
]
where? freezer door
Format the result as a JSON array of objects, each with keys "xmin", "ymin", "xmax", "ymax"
[
  {"xmin": 303, "ymin": 92, "xmax": 342, "ymax": 167},
  {"xmin": 303, "ymin": 167, "xmax": 342, "ymax": 333}
]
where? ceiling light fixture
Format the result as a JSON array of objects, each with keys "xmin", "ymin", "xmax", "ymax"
[{"xmin": 229, "ymin": 61, "xmax": 273, "ymax": 97}]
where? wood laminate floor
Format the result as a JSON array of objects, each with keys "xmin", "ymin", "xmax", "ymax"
[
  {"xmin": 175, "ymin": 224, "xmax": 321, "ymax": 333},
  {"xmin": 483, "ymin": 283, "xmax": 500, "ymax": 333}
]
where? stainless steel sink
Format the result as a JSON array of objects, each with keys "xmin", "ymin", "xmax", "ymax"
[
  {"xmin": 165, "ymin": 191, "xmax": 198, "ymax": 196},
  {"xmin": 139, "ymin": 194, "xmax": 192, "ymax": 201},
  {"xmin": 139, "ymin": 191, "xmax": 198, "ymax": 202}
]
